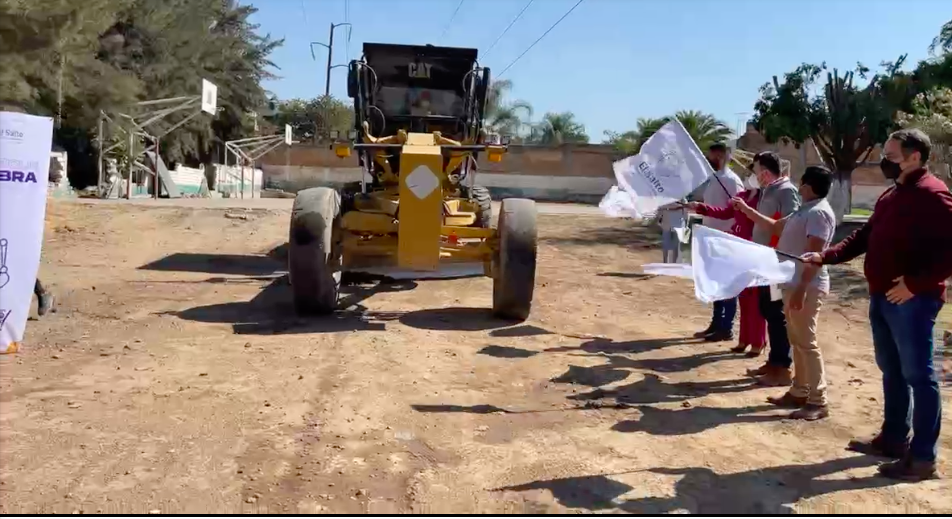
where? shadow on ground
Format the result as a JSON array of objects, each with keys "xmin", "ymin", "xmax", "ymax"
[
  {"xmin": 169, "ymin": 276, "xmax": 413, "ymax": 334},
  {"xmin": 541, "ymin": 224, "xmax": 661, "ymax": 251},
  {"xmin": 411, "ymin": 404, "xmax": 514, "ymax": 415},
  {"xmin": 551, "ymin": 364, "xmax": 631, "ymax": 387},
  {"xmin": 544, "ymin": 337, "xmax": 701, "ymax": 356},
  {"xmin": 494, "ymin": 455, "xmax": 891, "ymax": 514},
  {"xmin": 398, "ymin": 307, "xmax": 515, "ymax": 332},
  {"xmin": 567, "ymin": 373, "xmax": 757, "ymax": 405},
  {"xmin": 582, "ymin": 351, "xmax": 736, "ymax": 374},
  {"xmin": 169, "ymin": 275, "xmax": 517, "ymax": 335},
  {"xmin": 489, "ymin": 325, "xmax": 552, "ymax": 337},
  {"xmin": 410, "ymin": 402, "xmax": 627, "ymax": 415},
  {"xmin": 611, "ymin": 404, "xmax": 783, "ymax": 435},
  {"xmin": 139, "ymin": 252, "xmax": 285, "ymax": 276},
  {"xmin": 597, "ymin": 272, "xmax": 656, "ymax": 280},
  {"xmin": 478, "ymin": 345, "xmax": 539, "ymax": 358}
]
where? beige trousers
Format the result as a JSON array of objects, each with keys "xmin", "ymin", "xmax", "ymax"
[{"xmin": 783, "ymin": 287, "xmax": 827, "ymax": 406}]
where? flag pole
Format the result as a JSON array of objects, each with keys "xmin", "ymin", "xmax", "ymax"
[
  {"xmin": 775, "ymin": 249, "xmax": 804, "ymax": 263},
  {"xmin": 711, "ymin": 171, "xmax": 733, "ymax": 197}
]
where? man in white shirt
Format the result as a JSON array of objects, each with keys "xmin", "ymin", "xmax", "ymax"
[{"xmin": 693, "ymin": 143, "xmax": 744, "ymax": 342}]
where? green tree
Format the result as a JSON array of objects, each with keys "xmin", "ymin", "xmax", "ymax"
[
  {"xmin": 603, "ymin": 129, "xmax": 640, "ymax": 155},
  {"xmin": 0, "ymin": 0, "xmax": 281, "ymax": 187},
  {"xmin": 0, "ymin": 0, "xmax": 138, "ymax": 121},
  {"xmin": 270, "ymin": 95, "xmax": 353, "ymax": 142},
  {"xmin": 751, "ymin": 62, "xmax": 902, "ymax": 220},
  {"xmin": 484, "ymin": 79, "xmax": 533, "ymax": 137},
  {"xmin": 530, "ymin": 111, "xmax": 589, "ymax": 145},
  {"xmin": 897, "ymin": 87, "xmax": 952, "ymax": 185},
  {"xmin": 98, "ymin": 0, "xmax": 281, "ymax": 164},
  {"xmin": 671, "ymin": 110, "xmax": 732, "ymax": 151},
  {"xmin": 930, "ymin": 18, "xmax": 952, "ymax": 56},
  {"xmin": 605, "ymin": 113, "xmax": 728, "ymax": 156}
]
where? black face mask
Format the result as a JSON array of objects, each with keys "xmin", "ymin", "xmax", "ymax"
[
  {"xmin": 880, "ymin": 159, "xmax": 903, "ymax": 180},
  {"xmin": 708, "ymin": 158, "xmax": 720, "ymax": 170}
]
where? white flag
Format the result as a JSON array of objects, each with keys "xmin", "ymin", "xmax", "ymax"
[
  {"xmin": 0, "ymin": 112, "xmax": 53, "ymax": 354},
  {"xmin": 598, "ymin": 185, "xmax": 639, "ymax": 218},
  {"xmin": 643, "ymin": 225, "xmax": 796, "ymax": 303},
  {"xmin": 601, "ymin": 120, "xmax": 713, "ymax": 219}
]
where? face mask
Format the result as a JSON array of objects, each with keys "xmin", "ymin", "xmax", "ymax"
[
  {"xmin": 746, "ymin": 175, "xmax": 760, "ymax": 189},
  {"xmin": 880, "ymin": 159, "xmax": 903, "ymax": 180}
]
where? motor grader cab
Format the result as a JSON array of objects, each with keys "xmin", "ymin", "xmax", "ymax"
[{"xmin": 288, "ymin": 42, "xmax": 537, "ymax": 321}]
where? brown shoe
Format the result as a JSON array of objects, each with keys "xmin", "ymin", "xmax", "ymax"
[
  {"xmin": 847, "ymin": 433, "xmax": 909, "ymax": 460},
  {"xmin": 789, "ymin": 403, "xmax": 829, "ymax": 421},
  {"xmin": 756, "ymin": 366, "xmax": 793, "ymax": 387},
  {"xmin": 877, "ymin": 457, "xmax": 939, "ymax": 481},
  {"xmin": 767, "ymin": 392, "xmax": 808, "ymax": 408},
  {"xmin": 746, "ymin": 362, "xmax": 770, "ymax": 377}
]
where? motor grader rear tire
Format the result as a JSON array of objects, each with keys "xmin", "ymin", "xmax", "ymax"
[
  {"xmin": 492, "ymin": 198, "xmax": 537, "ymax": 321},
  {"xmin": 289, "ymin": 187, "xmax": 342, "ymax": 315}
]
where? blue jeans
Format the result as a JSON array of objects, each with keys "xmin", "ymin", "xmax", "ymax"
[
  {"xmin": 711, "ymin": 298, "xmax": 737, "ymax": 333},
  {"xmin": 869, "ymin": 294, "xmax": 943, "ymax": 462}
]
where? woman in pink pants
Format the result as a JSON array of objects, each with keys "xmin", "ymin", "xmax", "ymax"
[{"xmin": 686, "ymin": 186, "xmax": 767, "ymax": 356}]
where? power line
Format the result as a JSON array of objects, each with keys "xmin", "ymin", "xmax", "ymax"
[
  {"xmin": 496, "ymin": 0, "xmax": 585, "ymax": 79},
  {"xmin": 438, "ymin": 0, "xmax": 466, "ymax": 43},
  {"xmin": 483, "ymin": 0, "xmax": 534, "ymax": 58}
]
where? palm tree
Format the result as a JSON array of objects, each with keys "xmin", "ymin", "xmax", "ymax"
[
  {"xmin": 532, "ymin": 111, "xmax": 589, "ymax": 145},
  {"xmin": 930, "ymin": 18, "xmax": 952, "ymax": 55},
  {"xmin": 606, "ymin": 111, "xmax": 730, "ymax": 155},
  {"xmin": 670, "ymin": 110, "xmax": 732, "ymax": 151},
  {"xmin": 484, "ymin": 79, "xmax": 533, "ymax": 136}
]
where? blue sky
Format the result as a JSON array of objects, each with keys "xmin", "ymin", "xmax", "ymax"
[{"xmin": 250, "ymin": 0, "xmax": 952, "ymax": 142}]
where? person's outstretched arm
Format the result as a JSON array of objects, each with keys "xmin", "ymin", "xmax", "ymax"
[{"xmin": 731, "ymin": 197, "xmax": 786, "ymax": 236}]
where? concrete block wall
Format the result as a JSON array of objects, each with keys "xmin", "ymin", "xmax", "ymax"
[
  {"xmin": 260, "ymin": 165, "xmax": 614, "ymax": 203},
  {"xmin": 259, "ymin": 142, "xmax": 619, "ymax": 203}
]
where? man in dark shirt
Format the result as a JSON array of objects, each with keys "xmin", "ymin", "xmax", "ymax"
[{"xmin": 802, "ymin": 129, "xmax": 952, "ymax": 481}]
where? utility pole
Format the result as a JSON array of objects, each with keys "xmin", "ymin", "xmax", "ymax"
[
  {"xmin": 310, "ymin": 22, "xmax": 352, "ymax": 139},
  {"xmin": 325, "ymin": 23, "xmax": 335, "ymax": 97},
  {"xmin": 311, "ymin": 22, "xmax": 353, "ymax": 97}
]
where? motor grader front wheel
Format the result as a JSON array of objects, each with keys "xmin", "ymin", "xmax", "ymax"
[
  {"xmin": 289, "ymin": 187, "xmax": 342, "ymax": 315},
  {"xmin": 492, "ymin": 198, "xmax": 537, "ymax": 321}
]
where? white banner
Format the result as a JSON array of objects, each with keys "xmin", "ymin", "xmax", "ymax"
[
  {"xmin": 603, "ymin": 120, "xmax": 712, "ymax": 219},
  {"xmin": 642, "ymin": 225, "xmax": 796, "ymax": 303},
  {"xmin": 0, "ymin": 112, "xmax": 53, "ymax": 353}
]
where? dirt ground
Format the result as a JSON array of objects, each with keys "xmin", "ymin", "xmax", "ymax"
[{"xmin": 0, "ymin": 200, "xmax": 950, "ymax": 514}]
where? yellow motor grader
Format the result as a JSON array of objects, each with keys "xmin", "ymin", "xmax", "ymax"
[{"xmin": 288, "ymin": 43, "xmax": 537, "ymax": 321}]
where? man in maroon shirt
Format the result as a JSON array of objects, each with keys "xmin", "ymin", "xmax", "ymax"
[{"xmin": 802, "ymin": 129, "xmax": 952, "ymax": 481}]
